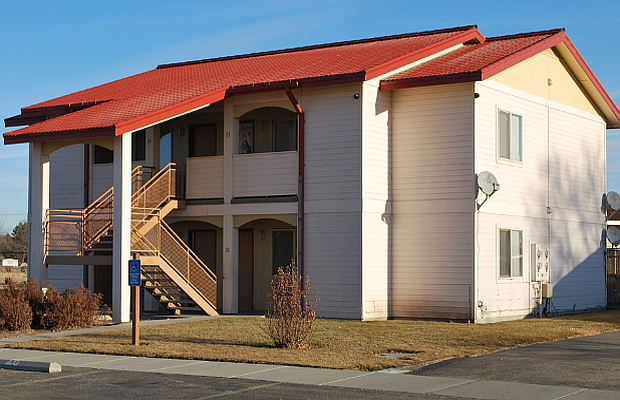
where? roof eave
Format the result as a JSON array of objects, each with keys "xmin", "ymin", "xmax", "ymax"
[
  {"xmin": 3, "ymin": 127, "xmax": 116, "ymax": 145},
  {"xmin": 115, "ymin": 87, "xmax": 228, "ymax": 136},
  {"xmin": 552, "ymin": 39, "xmax": 620, "ymax": 129},
  {"xmin": 380, "ymin": 71, "xmax": 482, "ymax": 91},
  {"xmin": 226, "ymin": 73, "xmax": 367, "ymax": 96}
]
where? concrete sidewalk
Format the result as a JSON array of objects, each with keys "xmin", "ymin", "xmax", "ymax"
[{"xmin": 2, "ymin": 317, "xmax": 620, "ymax": 400}]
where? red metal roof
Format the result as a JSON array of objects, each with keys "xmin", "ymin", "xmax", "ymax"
[
  {"xmin": 380, "ymin": 28, "xmax": 620, "ymax": 128},
  {"xmin": 4, "ymin": 25, "xmax": 619, "ymax": 143},
  {"xmin": 381, "ymin": 30, "xmax": 562, "ymax": 86},
  {"xmin": 4, "ymin": 26, "xmax": 481, "ymax": 143}
]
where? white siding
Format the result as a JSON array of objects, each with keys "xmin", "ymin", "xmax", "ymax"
[
  {"xmin": 302, "ymin": 83, "xmax": 363, "ymax": 319},
  {"xmin": 360, "ymin": 79, "xmax": 390, "ymax": 320},
  {"xmin": 48, "ymin": 144, "xmax": 86, "ymax": 290},
  {"xmin": 91, "ymin": 163, "xmax": 113, "ymax": 200},
  {"xmin": 233, "ymin": 152, "xmax": 297, "ymax": 198},
  {"xmin": 390, "ymin": 83, "xmax": 475, "ymax": 320},
  {"xmin": 186, "ymin": 156, "xmax": 224, "ymax": 199},
  {"xmin": 474, "ymin": 80, "xmax": 606, "ymax": 322},
  {"xmin": 49, "ymin": 144, "xmax": 85, "ymax": 209}
]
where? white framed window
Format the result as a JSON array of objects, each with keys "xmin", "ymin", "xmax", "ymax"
[
  {"xmin": 499, "ymin": 229, "xmax": 523, "ymax": 278},
  {"xmin": 499, "ymin": 110, "xmax": 522, "ymax": 161},
  {"xmin": 272, "ymin": 118, "xmax": 297, "ymax": 152}
]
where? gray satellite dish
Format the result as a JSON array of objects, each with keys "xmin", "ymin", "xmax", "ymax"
[
  {"xmin": 608, "ymin": 191, "xmax": 620, "ymax": 211},
  {"xmin": 608, "ymin": 226, "xmax": 620, "ymax": 246},
  {"xmin": 478, "ymin": 171, "xmax": 500, "ymax": 195}
]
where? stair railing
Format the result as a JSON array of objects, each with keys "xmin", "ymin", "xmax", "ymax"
[{"xmin": 131, "ymin": 217, "xmax": 218, "ymax": 309}]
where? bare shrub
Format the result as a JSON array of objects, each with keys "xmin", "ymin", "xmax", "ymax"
[
  {"xmin": 19, "ymin": 279, "xmax": 51, "ymax": 329},
  {"xmin": 43, "ymin": 285, "xmax": 103, "ymax": 330},
  {"xmin": 264, "ymin": 263, "xmax": 318, "ymax": 348},
  {"xmin": 0, "ymin": 279, "xmax": 103, "ymax": 331},
  {"xmin": 0, "ymin": 280, "xmax": 33, "ymax": 331}
]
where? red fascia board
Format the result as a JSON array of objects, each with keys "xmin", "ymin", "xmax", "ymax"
[
  {"xmin": 559, "ymin": 35, "xmax": 620, "ymax": 124},
  {"xmin": 480, "ymin": 31, "xmax": 620, "ymax": 124},
  {"xmin": 115, "ymin": 86, "xmax": 228, "ymax": 136},
  {"xmin": 4, "ymin": 127, "xmax": 116, "ymax": 145},
  {"xmin": 366, "ymin": 28, "xmax": 485, "ymax": 80},
  {"xmin": 380, "ymin": 72, "xmax": 482, "ymax": 91},
  {"xmin": 5, "ymin": 114, "xmax": 47, "ymax": 127},
  {"xmin": 5, "ymin": 101, "xmax": 110, "ymax": 128}
]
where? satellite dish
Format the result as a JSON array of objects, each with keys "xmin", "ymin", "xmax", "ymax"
[
  {"xmin": 608, "ymin": 191, "xmax": 620, "ymax": 211},
  {"xmin": 608, "ymin": 226, "xmax": 620, "ymax": 246},
  {"xmin": 478, "ymin": 171, "xmax": 500, "ymax": 195}
]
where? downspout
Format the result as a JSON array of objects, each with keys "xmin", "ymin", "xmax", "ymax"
[{"xmin": 285, "ymin": 86, "xmax": 305, "ymax": 279}]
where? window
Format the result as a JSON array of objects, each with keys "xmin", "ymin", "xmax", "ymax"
[
  {"xmin": 499, "ymin": 110, "xmax": 522, "ymax": 161},
  {"xmin": 499, "ymin": 229, "xmax": 523, "ymax": 278},
  {"xmin": 93, "ymin": 145, "xmax": 113, "ymax": 164},
  {"xmin": 159, "ymin": 128, "xmax": 172, "ymax": 167},
  {"xmin": 237, "ymin": 107, "xmax": 297, "ymax": 153},
  {"xmin": 273, "ymin": 118, "xmax": 296, "ymax": 152},
  {"xmin": 272, "ymin": 230, "xmax": 296, "ymax": 274}
]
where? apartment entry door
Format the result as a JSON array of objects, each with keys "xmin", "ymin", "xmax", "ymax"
[
  {"xmin": 238, "ymin": 229, "xmax": 254, "ymax": 311},
  {"xmin": 189, "ymin": 230, "xmax": 217, "ymax": 270}
]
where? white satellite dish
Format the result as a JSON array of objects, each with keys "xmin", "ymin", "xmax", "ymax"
[
  {"xmin": 478, "ymin": 171, "xmax": 500, "ymax": 195},
  {"xmin": 608, "ymin": 191, "xmax": 620, "ymax": 211},
  {"xmin": 608, "ymin": 226, "xmax": 620, "ymax": 246}
]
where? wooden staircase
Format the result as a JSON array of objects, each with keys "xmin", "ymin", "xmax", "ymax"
[{"xmin": 45, "ymin": 163, "xmax": 219, "ymax": 316}]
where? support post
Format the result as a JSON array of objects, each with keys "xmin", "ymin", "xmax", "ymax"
[
  {"xmin": 132, "ymin": 285, "xmax": 140, "ymax": 345},
  {"xmin": 222, "ymin": 215, "xmax": 238, "ymax": 313},
  {"xmin": 112, "ymin": 133, "xmax": 132, "ymax": 323},
  {"xmin": 28, "ymin": 142, "xmax": 49, "ymax": 284}
]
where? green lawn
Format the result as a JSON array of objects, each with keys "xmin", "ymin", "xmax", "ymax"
[{"xmin": 6, "ymin": 311, "xmax": 620, "ymax": 371}]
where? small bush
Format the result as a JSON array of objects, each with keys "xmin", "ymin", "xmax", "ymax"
[
  {"xmin": 43, "ymin": 285, "xmax": 103, "ymax": 330},
  {"xmin": 264, "ymin": 264, "xmax": 318, "ymax": 348},
  {"xmin": 0, "ymin": 279, "xmax": 103, "ymax": 332},
  {"xmin": 0, "ymin": 281, "xmax": 33, "ymax": 331}
]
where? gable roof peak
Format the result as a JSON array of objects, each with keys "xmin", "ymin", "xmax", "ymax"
[{"xmin": 485, "ymin": 28, "xmax": 565, "ymax": 42}]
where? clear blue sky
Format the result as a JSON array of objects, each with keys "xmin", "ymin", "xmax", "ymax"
[{"xmin": 1, "ymin": 0, "xmax": 618, "ymax": 230}]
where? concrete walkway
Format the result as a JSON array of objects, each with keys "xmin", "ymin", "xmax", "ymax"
[{"xmin": 2, "ymin": 316, "xmax": 620, "ymax": 400}]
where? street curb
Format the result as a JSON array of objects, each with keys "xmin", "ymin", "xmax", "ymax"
[{"xmin": 1, "ymin": 359, "xmax": 62, "ymax": 373}]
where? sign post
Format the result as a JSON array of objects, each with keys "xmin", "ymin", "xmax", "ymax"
[{"xmin": 129, "ymin": 258, "xmax": 141, "ymax": 346}]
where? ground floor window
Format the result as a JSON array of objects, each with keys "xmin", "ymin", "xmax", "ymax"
[
  {"xmin": 272, "ymin": 230, "xmax": 295, "ymax": 274},
  {"xmin": 499, "ymin": 229, "xmax": 523, "ymax": 278}
]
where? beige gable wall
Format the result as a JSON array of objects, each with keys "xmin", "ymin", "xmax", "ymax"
[{"xmin": 490, "ymin": 49, "xmax": 599, "ymax": 116}]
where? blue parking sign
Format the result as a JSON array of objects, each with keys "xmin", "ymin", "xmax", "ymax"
[{"xmin": 129, "ymin": 259, "xmax": 141, "ymax": 287}]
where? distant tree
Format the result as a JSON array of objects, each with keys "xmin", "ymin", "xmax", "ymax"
[{"xmin": 0, "ymin": 221, "xmax": 28, "ymax": 264}]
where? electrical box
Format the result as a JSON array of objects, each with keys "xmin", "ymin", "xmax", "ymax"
[
  {"xmin": 531, "ymin": 244, "xmax": 550, "ymax": 282},
  {"xmin": 542, "ymin": 283, "xmax": 553, "ymax": 298}
]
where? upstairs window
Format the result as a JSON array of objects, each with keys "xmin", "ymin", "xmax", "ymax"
[
  {"xmin": 499, "ymin": 110, "xmax": 522, "ymax": 161},
  {"xmin": 273, "ymin": 118, "xmax": 296, "ymax": 152},
  {"xmin": 499, "ymin": 229, "xmax": 523, "ymax": 278},
  {"xmin": 238, "ymin": 107, "xmax": 297, "ymax": 154}
]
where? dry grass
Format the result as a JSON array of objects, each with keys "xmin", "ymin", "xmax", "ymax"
[
  {"xmin": 6, "ymin": 310, "xmax": 620, "ymax": 371},
  {"xmin": 0, "ymin": 271, "xmax": 27, "ymax": 285}
]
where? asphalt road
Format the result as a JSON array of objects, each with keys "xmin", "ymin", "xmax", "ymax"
[
  {"xmin": 411, "ymin": 329, "xmax": 620, "ymax": 391},
  {"xmin": 0, "ymin": 367, "xmax": 464, "ymax": 400}
]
